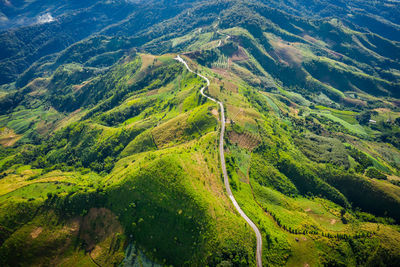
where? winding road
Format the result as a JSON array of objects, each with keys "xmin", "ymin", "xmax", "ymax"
[{"xmin": 175, "ymin": 55, "xmax": 263, "ymax": 267}]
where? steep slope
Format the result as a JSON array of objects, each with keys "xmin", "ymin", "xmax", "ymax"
[
  {"xmin": 176, "ymin": 54, "xmax": 263, "ymax": 266},
  {"xmin": 0, "ymin": 53, "xmax": 257, "ymax": 266},
  {"xmin": 0, "ymin": 0, "xmax": 400, "ymax": 266}
]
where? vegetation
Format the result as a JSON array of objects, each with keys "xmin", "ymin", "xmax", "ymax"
[
  {"xmin": 365, "ymin": 167, "xmax": 387, "ymax": 180},
  {"xmin": 0, "ymin": 0, "xmax": 400, "ymax": 266}
]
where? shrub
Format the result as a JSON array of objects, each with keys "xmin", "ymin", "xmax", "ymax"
[
  {"xmin": 250, "ymin": 154, "xmax": 298, "ymax": 196},
  {"xmin": 320, "ymin": 167, "xmax": 400, "ymax": 222},
  {"xmin": 365, "ymin": 167, "xmax": 387, "ymax": 180}
]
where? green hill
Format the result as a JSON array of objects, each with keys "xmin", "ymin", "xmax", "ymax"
[{"xmin": 0, "ymin": 0, "xmax": 400, "ymax": 266}]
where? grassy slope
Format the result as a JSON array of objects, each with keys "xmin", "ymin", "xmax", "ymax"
[
  {"xmin": 0, "ymin": 6, "xmax": 400, "ymax": 266},
  {"xmin": 0, "ymin": 53, "xmax": 257, "ymax": 266},
  {"xmin": 177, "ymin": 24, "xmax": 400, "ymax": 264}
]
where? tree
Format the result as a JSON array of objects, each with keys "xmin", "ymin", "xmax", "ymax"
[
  {"xmin": 356, "ymin": 111, "xmax": 372, "ymax": 125},
  {"xmin": 365, "ymin": 167, "xmax": 387, "ymax": 180},
  {"xmin": 395, "ymin": 117, "xmax": 400, "ymax": 126}
]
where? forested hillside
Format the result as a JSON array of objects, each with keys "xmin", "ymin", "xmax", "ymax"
[{"xmin": 0, "ymin": 0, "xmax": 400, "ymax": 266}]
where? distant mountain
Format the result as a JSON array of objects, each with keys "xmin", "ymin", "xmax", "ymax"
[
  {"xmin": 0, "ymin": 0, "xmax": 99, "ymax": 30},
  {"xmin": 0, "ymin": 0, "xmax": 399, "ymax": 86}
]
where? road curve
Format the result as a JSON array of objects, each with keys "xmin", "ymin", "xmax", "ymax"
[
  {"xmin": 216, "ymin": 30, "xmax": 231, "ymax": 48},
  {"xmin": 175, "ymin": 55, "xmax": 263, "ymax": 267}
]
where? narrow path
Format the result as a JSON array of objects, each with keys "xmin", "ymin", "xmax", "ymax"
[
  {"xmin": 216, "ymin": 30, "xmax": 231, "ymax": 47},
  {"xmin": 175, "ymin": 55, "xmax": 263, "ymax": 267}
]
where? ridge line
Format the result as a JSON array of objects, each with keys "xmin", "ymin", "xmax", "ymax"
[{"xmin": 175, "ymin": 55, "xmax": 263, "ymax": 267}]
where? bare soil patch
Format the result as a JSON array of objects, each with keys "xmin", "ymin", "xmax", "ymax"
[
  {"xmin": 147, "ymin": 89, "xmax": 159, "ymax": 96},
  {"xmin": 140, "ymin": 54, "xmax": 157, "ymax": 71},
  {"xmin": 0, "ymin": 128, "xmax": 22, "ymax": 147},
  {"xmin": 91, "ymin": 245, "xmax": 103, "ymax": 259},
  {"xmin": 79, "ymin": 208, "xmax": 122, "ymax": 251},
  {"xmin": 302, "ymin": 34, "xmax": 320, "ymax": 44},
  {"xmin": 270, "ymin": 39, "xmax": 303, "ymax": 66},
  {"xmin": 228, "ymin": 131, "xmax": 260, "ymax": 150},
  {"xmin": 27, "ymin": 78, "xmax": 49, "ymax": 96},
  {"xmin": 211, "ymin": 108, "xmax": 219, "ymax": 118},
  {"xmin": 30, "ymin": 227, "xmax": 43, "ymax": 239},
  {"xmin": 211, "ymin": 68, "xmax": 234, "ymax": 79},
  {"xmin": 342, "ymin": 97, "xmax": 367, "ymax": 107},
  {"xmin": 388, "ymin": 175, "xmax": 400, "ymax": 181},
  {"xmin": 223, "ymin": 81, "xmax": 238, "ymax": 93},
  {"xmin": 374, "ymin": 108, "xmax": 392, "ymax": 113},
  {"xmin": 231, "ymin": 46, "xmax": 248, "ymax": 62}
]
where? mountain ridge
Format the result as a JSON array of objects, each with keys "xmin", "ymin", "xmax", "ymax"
[{"xmin": 0, "ymin": 0, "xmax": 400, "ymax": 266}]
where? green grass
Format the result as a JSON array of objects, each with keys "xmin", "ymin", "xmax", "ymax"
[
  {"xmin": 313, "ymin": 110, "xmax": 367, "ymax": 136},
  {"xmin": 285, "ymin": 235, "xmax": 319, "ymax": 267},
  {"xmin": 228, "ymin": 145, "xmax": 251, "ymax": 176},
  {"xmin": 105, "ymin": 132, "xmax": 257, "ymax": 266},
  {"xmin": 121, "ymin": 129, "xmax": 157, "ymax": 156},
  {"xmin": 0, "ymin": 182, "xmax": 75, "ymax": 202},
  {"xmin": 278, "ymin": 87, "xmax": 311, "ymax": 106},
  {"xmin": 315, "ymin": 105, "xmax": 359, "ymax": 124},
  {"xmin": 233, "ymin": 175, "xmax": 292, "ymax": 266},
  {"xmin": 260, "ymin": 93, "xmax": 281, "ymax": 115},
  {"xmin": 0, "ymin": 106, "xmax": 63, "ymax": 138}
]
